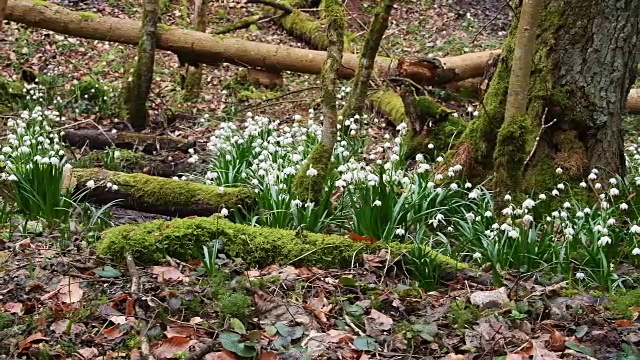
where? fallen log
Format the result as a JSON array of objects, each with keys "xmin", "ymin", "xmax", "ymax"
[
  {"xmin": 6, "ymin": 0, "xmax": 498, "ymax": 85},
  {"xmin": 75, "ymin": 150, "xmax": 199, "ymax": 178},
  {"xmin": 62, "ymin": 129, "xmax": 195, "ymax": 154},
  {"xmin": 72, "ymin": 168, "xmax": 254, "ymax": 217},
  {"xmin": 98, "ymin": 215, "xmax": 471, "ymax": 273}
]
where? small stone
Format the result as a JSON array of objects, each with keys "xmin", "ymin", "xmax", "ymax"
[{"xmin": 469, "ymin": 287, "xmax": 510, "ymax": 310}]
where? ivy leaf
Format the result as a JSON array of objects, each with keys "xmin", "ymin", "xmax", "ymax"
[
  {"xmin": 353, "ymin": 336, "xmax": 380, "ymax": 351},
  {"xmin": 344, "ymin": 304, "xmax": 365, "ymax": 315},
  {"xmin": 274, "ymin": 322, "xmax": 304, "ymax": 340},
  {"xmin": 339, "ymin": 276, "xmax": 358, "ymax": 287},
  {"xmin": 93, "ymin": 266, "xmax": 122, "ymax": 278},
  {"xmin": 219, "ymin": 332, "xmax": 257, "ymax": 357},
  {"xmin": 565, "ymin": 341, "xmax": 595, "ymax": 357},
  {"xmin": 412, "ymin": 323, "xmax": 438, "ymax": 341}
]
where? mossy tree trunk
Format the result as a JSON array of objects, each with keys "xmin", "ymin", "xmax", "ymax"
[
  {"xmin": 121, "ymin": 0, "xmax": 159, "ymax": 130},
  {"xmin": 342, "ymin": 0, "xmax": 394, "ymax": 121},
  {"xmin": 495, "ymin": 0, "xmax": 542, "ymax": 191},
  {"xmin": 292, "ymin": 0, "xmax": 345, "ymax": 202},
  {"xmin": 181, "ymin": 0, "xmax": 207, "ymax": 100},
  {"xmin": 449, "ymin": 0, "xmax": 639, "ymax": 192}
]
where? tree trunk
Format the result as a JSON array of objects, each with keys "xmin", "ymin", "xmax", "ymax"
[
  {"xmin": 182, "ymin": 0, "xmax": 207, "ymax": 100},
  {"xmin": 630, "ymin": 89, "xmax": 640, "ymax": 114},
  {"xmin": 0, "ymin": 0, "xmax": 7, "ymax": 31},
  {"xmin": 495, "ymin": 0, "xmax": 542, "ymax": 191},
  {"xmin": 292, "ymin": 0, "xmax": 344, "ymax": 202},
  {"xmin": 62, "ymin": 129, "xmax": 195, "ymax": 154},
  {"xmin": 342, "ymin": 0, "xmax": 394, "ymax": 121},
  {"xmin": 451, "ymin": 0, "xmax": 639, "ymax": 190},
  {"xmin": 5, "ymin": 0, "xmax": 496, "ymax": 86},
  {"xmin": 121, "ymin": 0, "xmax": 159, "ymax": 130}
]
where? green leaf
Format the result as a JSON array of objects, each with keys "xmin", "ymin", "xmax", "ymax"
[
  {"xmin": 618, "ymin": 344, "xmax": 640, "ymax": 360},
  {"xmin": 412, "ymin": 323, "xmax": 438, "ymax": 342},
  {"xmin": 338, "ymin": 276, "xmax": 358, "ymax": 287},
  {"xmin": 344, "ymin": 304, "xmax": 365, "ymax": 315},
  {"xmin": 565, "ymin": 341, "xmax": 595, "ymax": 357},
  {"xmin": 219, "ymin": 332, "xmax": 257, "ymax": 357},
  {"xmin": 275, "ymin": 322, "xmax": 304, "ymax": 340},
  {"xmin": 574, "ymin": 325, "xmax": 588, "ymax": 338},
  {"xmin": 247, "ymin": 330, "xmax": 262, "ymax": 343},
  {"xmin": 230, "ymin": 318, "xmax": 246, "ymax": 335},
  {"xmin": 93, "ymin": 266, "xmax": 122, "ymax": 278},
  {"xmin": 265, "ymin": 325, "xmax": 278, "ymax": 336},
  {"xmin": 353, "ymin": 336, "xmax": 380, "ymax": 351}
]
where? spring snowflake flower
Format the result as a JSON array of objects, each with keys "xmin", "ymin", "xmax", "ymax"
[
  {"xmin": 631, "ymin": 225, "xmax": 640, "ymax": 234},
  {"xmin": 417, "ymin": 163, "xmax": 430, "ymax": 173},
  {"xmin": 436, "ymin": 156, "xmax": 444, "ymax": 162},
  {"xmin": 620, "ymin": 203, "xmax": 629, "ymax": 210},
  {"xmin": 415, "ymin": 153, "xmax": 425, "ymax": 162},
  {"xmin": 523, "ymin": 214, "xmax": 533, "ymax": 223},
  {"xmin": 633, "ymin": 248, "xmax": 640, "ymax": 256},
  {"xmin": 395, "ymin": 228, "xmax": 406, "ymax": 236},
  {"xmin": 306, "ymin": 168, "xmax": 318, "ymax": 177},
  {"xmin": 576, "ymin": 211, "xmax": 585, "ymax": 218},
  {"xmin": 468, "ymin": 190, "xmax": 478, "ymax": 199},
  {"xmin": 522, "ymin": 199, "xmax": 536, "ymax": 209},
  {"xmin": 508, "ymin": 230, "xmax": 519, "ymax": 239},
  {"xmin": 555, "ymin": 167, "xmax": 563, "ymax": 174},
  {"xmin": 538, "ymin": 193, "xmax": 547, "ymax": 200},
  {"xmin": 86, "ymin": 180, "xmax": 96, "ymax": 189},
  {"xmin": 450, "ymin": 183, "xmax": 459, "ymax": 190},
  {"xmin": 588, "ymin": 173, "xmax": 597, "ymax": 181},
  {"xmin": 557, "ymin": 183, "xmax": 565, "ymax": 190},
  {"xmin": 502, "ymin": 207, "xmax": 513, "ymax": 216},
  {"xmin": 579, "ymin": 182, "xmax": 587, "ymax": 188},
  {"xmin": 112, "ymin": 185, "xmax": 118, "ymax": 191},
  {"xmin": 473, "ymin": 252, "xmax": 482, "ymax": 260},
  {"xmin": 434, "ymin": 174, "xmax": 444, "ymax": 181},
  {"xmin": 452, "ymin": 164, "xmax": 463, "ymax": 172},
  {"xmin": 575, "ymin": 272, "xmax": 585, "ymax": 280},
  {"xmin": 607, "ymin": 218, "xmax": 616, "ymax": 226},
  {"xmin": 504, "ymin": 194, "xmax": 512, "ymax": 201},
  {"xmin": 465, "ymin": 213, "xmax": 475, "ymax": 221},
  {"xmin": 484, "ymin": 211, "xmax": 493, "ymax": 217},
  {"xmin": 373, "ymin": 200, "xmax": 382, "ymax": 206},
  {"xmin": 591, "ymin": 168, "xmax": 599, "ymax": 174},
  {"xmin": 428, "ymin": 143, "xmax": 435, "ymax": 149},
  {"xmin": 609, "ymin": 178, "xmax": 617, "ymax": 185},
  {"xmin": 465, "ymin": 182, "xmax": 472, "ymax": 189},
  {"xmin": 609, "ymin": 188, "xmax": 619, "ymax": 196},
  {"xmin": 563, "ymin": 202, "xmax": 571, "ymax": 209},
  {"xmin": 597, "ymin": 236, "xmax": 612, "ymax": 247}
]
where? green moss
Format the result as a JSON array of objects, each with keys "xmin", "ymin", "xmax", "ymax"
[
  {"xmin": 292, "ymin": 143, "xmax": 333, "ymax": 203},
  {"xmin": 369, "ymin": 90, "xmax": 407, "ymax": 125},
  {"xmin": 78, "ymin": 12, "xmax": 101, "ymax": 21},
  {"xmin": 493, "ymin": 114, "xmax": 533, "ymax": 191},
  {"xmin": 217, "ymin": 292, "xmax": 252, "ymax": 322},
  {"xmin": 157, "ymin": 24, "xmax": 178, "ymax": 33},
  {"xmin": 606, "ymin": 289, "xmax": 640, "ymax": 319},
  {"xmin": 0, "ymin": 80, "xmax": 24, "ymax": 113},
  {"xmin": 72, "ymin": 169, "xmax": 253, "ymax": 209},
  {"xmin": 97, "ymin": 216, "xmax": 470, "ymax": 271},
  {"xmin": 33, "ymin": 0, "xmax": 53, "ymax": 6}
]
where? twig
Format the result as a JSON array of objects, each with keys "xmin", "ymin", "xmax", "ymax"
[
  {"xmin": 246, "ymin": 0, "xmax": 293, "ymax": 14},
  {"xmin": 523, "ymin": 108, "xmax": 555, "ymax": 169},
  {"xmin": 344, "ymin": 315, "xmax": 366, "ymax": 336},
  {"xmin": 126, "ymin": 253, "xmax": 156, "ymax": 360},
  {"xmin": 183, "ymin": 339, "xmax": 218, "ymax": 360},
  {"xmin": 471, "ymin": 2, "xmax": 508, "ymax": 43}
]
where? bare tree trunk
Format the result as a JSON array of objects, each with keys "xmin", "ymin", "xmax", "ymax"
[
  {"xmin": 342, "ymin": 0, "xmax": 394, "ymax": 121},
  {"xmin": 0, "ymin": 0, "xmax": 7, "ymax": 31},
  {"xmin": 494, "ymin": 0, "xmax": 543, "ymax": 191},
  {"xmin": 121, "ymin": 0, "xmax": 159, "ymax": 130},
  {"xmin": 292, "ymin": 0, "xmax": 345, "ymax": 202},
  {"xmin": 182, "ymin": 0, "xmax": 208, "ymax": 100}
]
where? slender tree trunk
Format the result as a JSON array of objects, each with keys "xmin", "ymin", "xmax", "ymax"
[
  {"xmin": 494, "ymin": 0, "xmax": 543, "ymax": 191},
  {"xmin": 121, "ymin": 0, "xmax": 159, "ymax": 130},
  {"xmin": 182, "ymin": 0, "xmax": 208, "ymax": 99},
  {"xmin": 292, "ymin": 0, "xmax": 345, "ymax": 202},
  {"xmin": 451, "ymin": 0, "xmax": 639, "ymax": 191},
  {"xmin": 342, "ymin": 0, "xmax": 394, "ymax": 121}
]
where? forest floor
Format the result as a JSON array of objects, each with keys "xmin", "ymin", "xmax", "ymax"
[{"xmin": 1, "ymin": 0, "xmax": 640, "ymax": 359}]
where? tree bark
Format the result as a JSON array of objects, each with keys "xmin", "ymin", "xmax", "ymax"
[
  {"xmin": 630, "ymin": 89, "xmax": 640, "ymax": 114},
  {"xmin": 5, "ymin": 0, "xmax": 497, "ymax": 86},
  {"xmin": 451, "ymin": 0, "xmax": 639, "ymax": 190},
  {"xmin": 62, "ymin": 129, "xmax": 195, "ymax": 154},
  {"xmin": 121, "ymin": 0, "xmax": 159, "ymax": 130},
  {"xmin": 71, "ymin": 168, "xmax": 254, "ymax": 218},
  {"xmin": 0, "ymin": 0, "xmax": 7, "ymax": 31},
  {"xmin": 495, "ymin": 0, "xmax": 543, "ymax": 191},
  {"xmin": 342, "ymin": 0, "xmax": 394, "ymax": 121},
  {"xmin": 292, "ymin": 0, "xmax": 345, "ymax": 202},
  {"xmin": 182, "ymin": 0, "xmax": 208, "ymax": 99}
]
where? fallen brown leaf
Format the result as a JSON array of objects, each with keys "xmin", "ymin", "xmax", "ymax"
[
  {"xmin": 76, "ymin": 347, "xmax": 100, "ymax": 359},
  {"xmin": 151, "ymin": 266, "xmax": 186, "ymax": 282},
  {"xmin": 152, "ymin": 336, "xmax": 197, "ymax": 359},
  {"xmin": 57, "ymin": 277, "xmax": 84, "ymax": 304}
]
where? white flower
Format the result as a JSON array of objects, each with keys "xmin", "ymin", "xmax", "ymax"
[
  {"xmin": 465, "ymin": 213, "xmax": 475, "ymax": 221},
  {"xmin": 472, "ymin": 252, "xmax": 482, "ymax": 260},
  {"xmin": 588, "ymin": 173, "xmax": 597, "ymax": 181},
  {"xmin": 112, "ymin": 185, "xmax": 118, "ymax": 191},
  {"xmin": 563, "ymin": 202, "xmax": 571, "ymax": 209},
  {"xmin": 620, "ymin": 203, "xmax": 629, "ymax": 210},
  {"xmin": 373, "ymin": 200, "xmax": 382, "ymax": 206},
  {"xmin": 335, "ymin": 179, "xmax": 347, "ymax": 187},
  {"xmin": 508, "ymin": 230, "xmax": 519, "ymax": 239},
  {"xmin": 538, "ymin": 193, "xmax": 547, "ymax": 200},
  {"xmin": 395, "ymin": 228, "xmax": 405, "ymax": 236},
  {"xmin": 579, "ymin": 182, "xmax": 587, "ymax": 188},
  {"xmin": 557, "ymin": 183, "xmax": 565, "ymax": 190},
  {"xmin": 306, "ymin": 167, "xmax": 318, "ymax": 177},
  {"xmin": 465, "ymin": 182, "xmax": 472, "ymax": 189},
  {"xmin": 633, "ymin": 248, "xmax": 640, "ymax": 256},
  {"xmin": 416, "ymin": 154, "xmax": 424, "ymax": 162},
  {"xmin": 427, "ymin": 143, "xmax": 434, "ymax": 149},
  {"xmin": 607, "ymin": 218, "xmax": 616, "ymax": 226},
  {"xmin": 597, "ymin": 236, "xmax": 612, "ymax": 247},
  {"xmin": 484, "ymin": 211, "xmax": 492, "ymax": 217},
  {"xmin": 468, "ymin": 190, "xmax": 478, "ymax": 199},
  {"xmin": 555, "ymin": 167, "xmax": 563, "ymax": 174},
  {"xmin": 522, "ymin": 199, "xmax": 536, "ymax": 209},
  {"xmin": 552, "ymin": 189, "xmax": 560, "ymax": 196},
  {"xmin": 450, "ymin": 183, "xmax": 459, "ymax": 190},
  {"xmin": 523, "ymin": 214, "xmax": 533, "ymax": 223},
  {"xmin": 591, "ymin": 168, "xmax": 598, "ymax": 174},
  {"xmin": 631, "ymin": 225, "xmax": 640, "ymax": 234},
  {"xmin": 502, "ymin": 207, "xmax": 513, "ymax": 216},
  {"xmin": 609, "ymin": 178, "xmax": 617, "ymax": 185},
  {"xmin": 504, "ymin": 194, "xmax": 512, "ymax": 201},
  {"xmin": 609, "ymin": 188, "xmax": 619, "ymax": 196},
  {"xmin": 86, "ymin": 180, "xmax": 96, "ymax": 189},
  {"xmin": 576, "ymin": 211, "xmax": 585, "ymax": 218},
  {"xmin": 218, "ymin": 187, "xmax": 225, "ymax": 194},
  {"xmin": 436, "ymin": 156, "xmax": 444, "ymax": 162},
  {"xmin": 575, "ymin": 272, "xmax": 585, "ymax": 280},
  {"xmin": 594, "ymin": 183, "xmax": 602, "ymax": 189}
]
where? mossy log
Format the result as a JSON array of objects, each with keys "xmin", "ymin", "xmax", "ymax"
[
  {"xmin": 75, "ymin": 150, "xmax": 199, "ymax": 178},
  {"xmin": 62, "ymin": 129, "xmax": 195, "ymax": 154},
  {"xmin": 72, "ymin": 168, "xmax": 254, "ymax": 217},
  {"xmin": 97, "ymin": 216, "xmax": 470, "ymax": 272}
]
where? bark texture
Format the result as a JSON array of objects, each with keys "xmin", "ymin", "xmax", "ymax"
[
  {"xmin": 0, "ymin": 0, "xmax": 7, "ymax": 31},
  {"xmin": 62, "ymin": 129, "xmax": 195, "ymax": 154},
  {"xmin": 5, "ymin": 1, "xmax": 497, "ymax": 85},
  {"xmin": 121, "ymin": 0, "xmax": 159, "ymax": 130},
  {"xmin": 342, "ymin": 0, "xmax": 394, "ymax": 121},
  {"xmin": 454, "ymin": 0, "xmax": 639, "ymax": 191}
]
